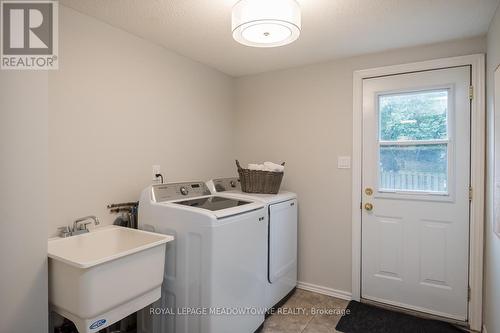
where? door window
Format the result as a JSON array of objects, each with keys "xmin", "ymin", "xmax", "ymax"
[{"xmin": 378, "ymin": 89, "xmax": 450, "ymax": 194}]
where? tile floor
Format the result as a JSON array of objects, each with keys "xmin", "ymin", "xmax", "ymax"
[{"xmin": 261, "ymin": 289, "xmax": 349, "ymax": 333}]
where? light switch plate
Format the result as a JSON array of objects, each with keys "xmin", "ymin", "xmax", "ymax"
[{"xmin": 337, "ymin": 156, "xmax": 351, "ymax": 169}]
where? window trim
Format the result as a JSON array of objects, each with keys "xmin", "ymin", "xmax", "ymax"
[{"xmin": 374, "ymin": 85, "xmax": 456, "ymax": 199}]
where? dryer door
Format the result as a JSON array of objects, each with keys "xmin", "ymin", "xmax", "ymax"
[{"xmin": 269, "ymin": 199, "xmax": 298, "ymax": 283}]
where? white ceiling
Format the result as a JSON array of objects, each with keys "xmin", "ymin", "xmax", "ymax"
[{"xmin": 61, "ymin": 0, "xmax": 499, "ymax": 77}]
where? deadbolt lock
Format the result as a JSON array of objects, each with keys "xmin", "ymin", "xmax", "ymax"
[
  {"xmin": 365, "ymin": 188, "xmax": 373, "ymax": 196},
  {"xmin": 364, "ymin": 203, "xmax": 373, "ymax": 211}
]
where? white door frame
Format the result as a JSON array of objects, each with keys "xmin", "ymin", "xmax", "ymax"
[{"xmin": 351, "ymin": 54, "xmax": 485, "ymax": 331}]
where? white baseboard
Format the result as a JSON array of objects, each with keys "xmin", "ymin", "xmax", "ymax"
[{"xmin": 297, "ymin": 281, "xmax": 352, "ymax": 301}]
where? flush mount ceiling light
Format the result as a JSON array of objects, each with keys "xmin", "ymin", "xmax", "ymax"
[{"xmin": 232, "ymin": 0, "xmax": 301, "ymax": 48}]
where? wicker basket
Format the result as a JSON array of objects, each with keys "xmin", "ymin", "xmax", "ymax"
[{"xmin": 236, "ymin": 160, "xmax": 285, "ymax": 194}]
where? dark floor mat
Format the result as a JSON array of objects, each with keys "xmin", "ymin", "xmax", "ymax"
[{"xmin": 335, "ymin": 301, "xmax": 465, "ymax": 333}]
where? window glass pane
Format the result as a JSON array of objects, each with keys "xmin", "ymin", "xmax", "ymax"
[
  {"xmin": 379, "ymin": 144, "xmax": 448, "ymax": 193},
  {"xmin": 379, "ymin": 90, "xmax": 448, "ymax": 141}
]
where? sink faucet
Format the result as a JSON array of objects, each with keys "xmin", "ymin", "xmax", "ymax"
[
  {"xmin": 58, "ymin": 216, "xmax": 100, "ymax": 237},
  {"xmin": 73, "ymin": 215, "xmax": 100, "ymax": 233}
]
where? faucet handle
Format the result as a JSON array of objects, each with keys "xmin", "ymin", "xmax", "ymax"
[
  {"xmin": 57, "ymin": 226, "xmax": 71, "ymax": 237},
  {"xmin": 77, "ymin": 222, "xmax": 92, "ymax": 231}
]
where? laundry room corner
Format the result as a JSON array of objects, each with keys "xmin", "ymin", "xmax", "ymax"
[{"xmin": 46, "ymin": 5, "xmax": 237, "ymax": 237}]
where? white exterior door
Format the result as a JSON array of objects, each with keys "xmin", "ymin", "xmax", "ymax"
[{"xmin": 361, "ymin": 66, "xmax": 471, "ymax": 321}]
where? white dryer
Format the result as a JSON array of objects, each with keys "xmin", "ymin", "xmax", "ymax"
[
  {"xmin": 137, "ymin": 181, "xmax": 267, "ymax": 333},
  {"xmin": 206, "ymin": 178, "xmax": 298, "ymax": 310}
]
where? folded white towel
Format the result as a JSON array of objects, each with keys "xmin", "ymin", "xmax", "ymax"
[
  {"xmin": 264, "ymin": 161, "xmax": 285, "ymax": 172},
  {"xmin": 248, "ymin": 163, "xmax": 264, "ymax": 171},
  {"xmin": 247, "ymin": 162, "xmax": 284, "ymax": 172}
]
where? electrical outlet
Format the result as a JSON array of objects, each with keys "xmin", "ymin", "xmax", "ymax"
[{"xmin": 152, "ymin": 165, "xmax": 161, "ymax": 181}]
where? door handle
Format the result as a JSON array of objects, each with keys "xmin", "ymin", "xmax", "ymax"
[{"xmin": 364, "ymin": 203, "xmax": 373, "ymax": 211}]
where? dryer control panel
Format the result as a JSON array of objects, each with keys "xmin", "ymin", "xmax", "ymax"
[
  {"xmin": 211, "ymin": 177, "xmax": 241, "ymax": 192},
  {"xmin": 152, "ymin": 182, "xmax": 211, "ymax": 202}
]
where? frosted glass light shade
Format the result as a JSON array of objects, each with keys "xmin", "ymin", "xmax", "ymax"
[{"xmin": 232, "ymin": 0, "xmax": 301, "ymax": 48}]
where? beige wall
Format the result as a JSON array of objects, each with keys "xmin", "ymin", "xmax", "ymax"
[
  {"xmin": 234, "ymin": 37, "xmax": 486, "ymax": 293},
  {"xmin": 0, "ymin": 71, "xmax": 49, "ymax": 332},
  {"xmin": 484, "ymin": 3, "xmax": 500, "ymax": 332},
  {"xmin": 47, "ymin": 6, "xmax": 235, "ymax": 236}
]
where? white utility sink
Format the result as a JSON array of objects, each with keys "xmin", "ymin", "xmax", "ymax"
[{"xmin": 48, "ymin": 225, "xmax": 173, "ymax": 333}]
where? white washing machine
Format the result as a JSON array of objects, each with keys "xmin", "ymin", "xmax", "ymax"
[
  {"xmin": 137, "ymin": 181, "xmax": 267, "ymax": 333},
  {"xmin": 206, "ymin": 178, "xmax": 298, "ymax": 310}
]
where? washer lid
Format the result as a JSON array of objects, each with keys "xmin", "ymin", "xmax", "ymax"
[{"xmin": 172, "ymin": 196, "xmax": 252, "ymax": 211}]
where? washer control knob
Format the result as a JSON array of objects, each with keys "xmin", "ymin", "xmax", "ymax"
[
  {"xmin": 230, "ymin": 180, "xmax": 236, "ymax": 188},
  {"xmin": 180, "ymin": 186, "xmax": 189, "ymax": 196}
]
